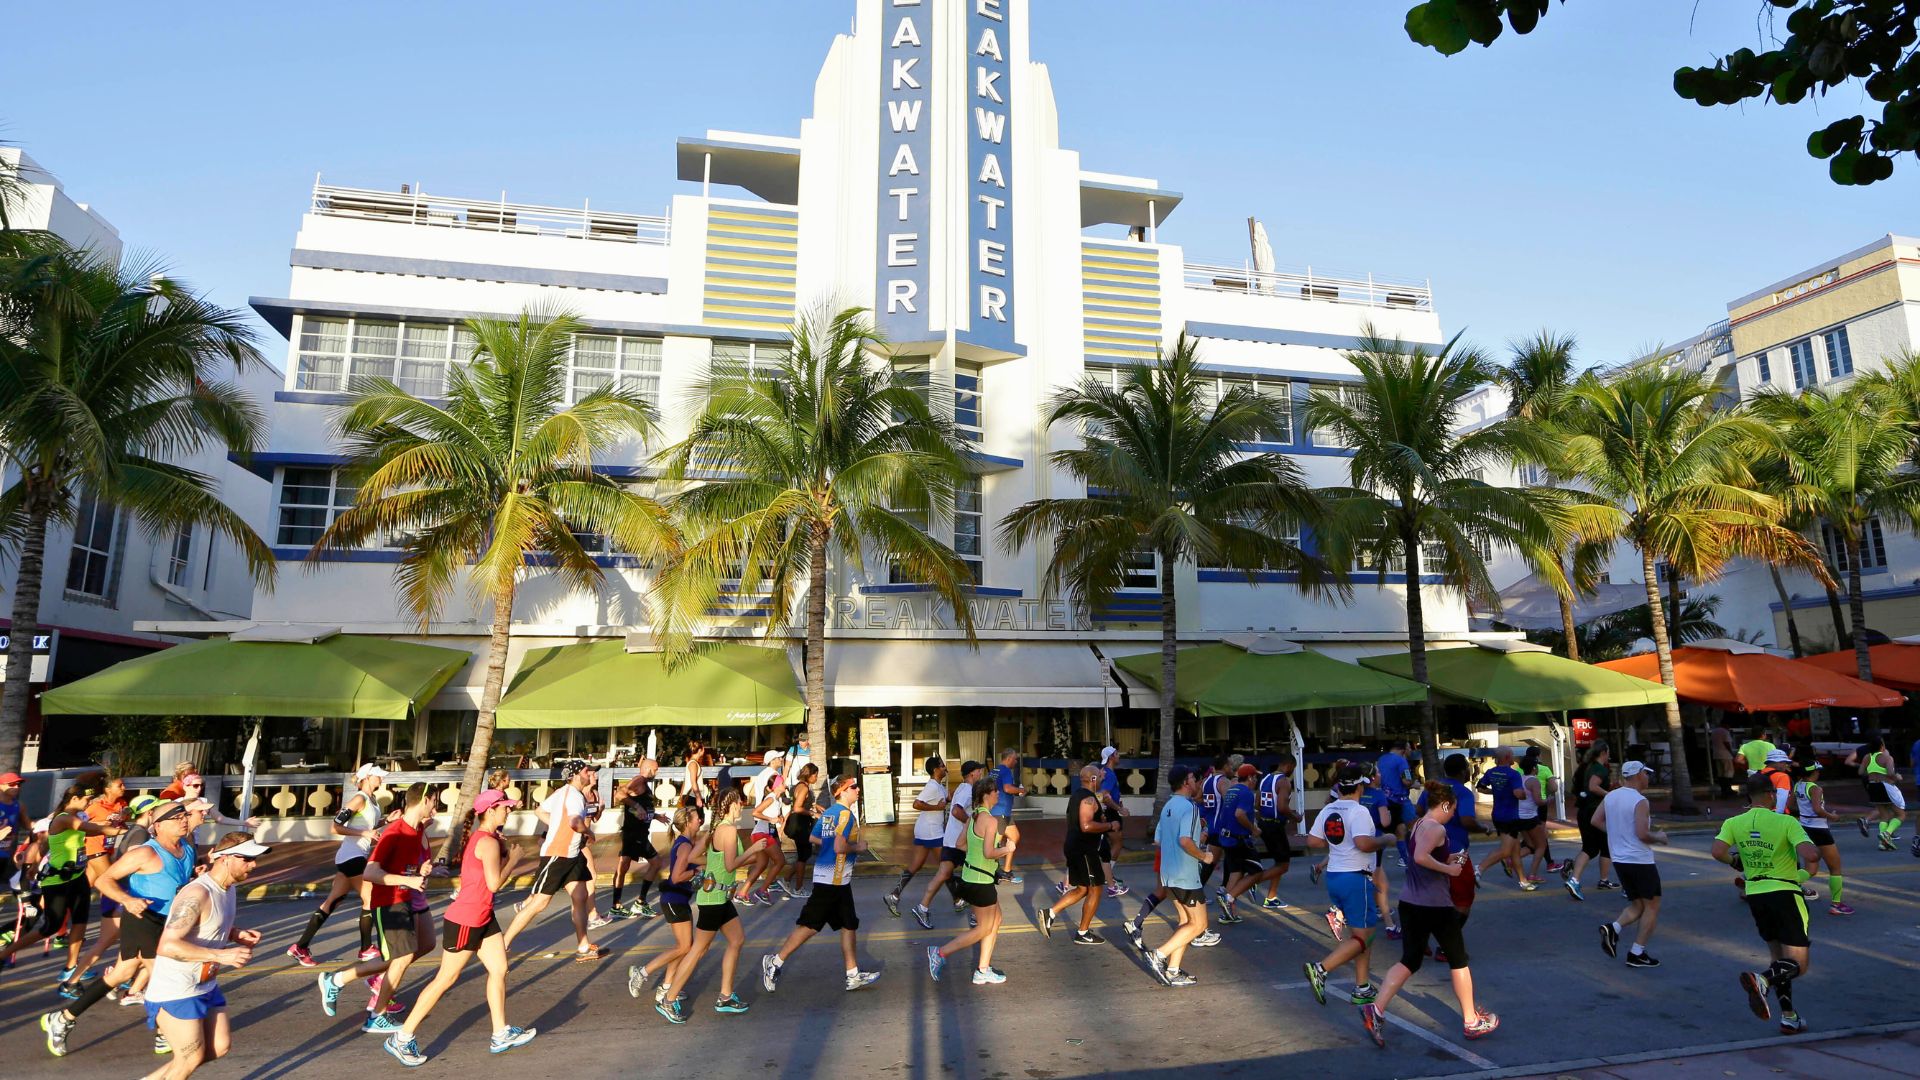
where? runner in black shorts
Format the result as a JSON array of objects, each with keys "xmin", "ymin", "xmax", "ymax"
[
  {"xmin": 611, "ymin": 763, "xmax": 665, "ymax": 919},
  {"xmin": 1713, "ymin": 775, "xmax": 1820, "ymax": 1034},
  {"xmin": 926, "ymin": 779, "xmax": 1016, "ymax": 985},
  {"xmin": 629, "ymin": 806, "xmax": 704, "ymax": 1007},
  {"xmin": 1040, "ymin": 766, "xmax": 1120, "ymax": 945},
  {"xmin": 660, "ymin": 788, "xmax": 765, "ymax": 1022},
  {"xmin": 1790, "ymin": 758, "xmax": 1850, "ymax": 916},
  {"xmin": 760, "ymin": 775, "xmax": 881, "ymax": 995},
  {"xmin": 1564, "ymin": 741, "xmax": 1616, "ymax": 901},
  {"xmin": 914, "ymin": 761, "xmax": 984, "ymax": 929}
]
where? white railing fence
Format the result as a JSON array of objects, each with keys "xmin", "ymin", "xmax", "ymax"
[
  {"xmin": 311, "ymin": 179, "xmax": 671, "ymax": 246},
  {"xmin": 1184, "ymin": 260, "xmax": 1432, "ymax": 311}
]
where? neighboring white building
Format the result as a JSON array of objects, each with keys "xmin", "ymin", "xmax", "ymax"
[
  {"xmin": 0, "ymin": 148, "xmax": 276, "ymax": 766},
  {"xmin": 142, "ymin": 0, "xmax": 1505, "ymax": 788}
]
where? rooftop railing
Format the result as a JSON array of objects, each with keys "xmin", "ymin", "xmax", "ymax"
[
  {"xmin": 1184, "ymin": 260, "xmax": 1432, "ymax": 311},
  {"xmin": 310, "ymin": 178, "xmax": 671, "ymax": 245}
]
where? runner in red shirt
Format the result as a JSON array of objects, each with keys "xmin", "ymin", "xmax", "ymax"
[{"xmin": 313, "ymin": 783, "xmax": 435, "ymax": 1035}]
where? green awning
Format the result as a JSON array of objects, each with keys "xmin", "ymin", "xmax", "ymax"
[
  {"xmin": 1114, "ymin": 637, "xmax": 1429, "ymax": 716},
  {"xmin": 1358, "ymin": 642, "xmax": 1676, "ymax": 715},
  {"xmin": 38, "ymin": 634, "xmax": 470, "ymax": 719},
  {"xmin": 495, "ymin": 640, "xmax": 803, "ymax": 729}
]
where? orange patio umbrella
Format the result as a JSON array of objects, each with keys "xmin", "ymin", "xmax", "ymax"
[
  {"xmin": 1596, "ymin": 638, "xmax": 1905, "ymax": 713},
  {"xmin": 1801, "ymin": 639, "xmax": 1920, "ymax": 692}
]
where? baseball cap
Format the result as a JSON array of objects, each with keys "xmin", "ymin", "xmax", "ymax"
[
  {"xmin": 208, "ymin": 837, "xmax": 271, "ymax": 860},
  {"xmin": 1620, "ymin": 760, "xmax": 1649, "ymax": 778},
  {"xmin": 1236, "ymin": 763, "xmax": 1258, "ymax": 780},
  {"xmin": 128, "ymin": 794, "xmax": 161, "ymax": 817},
  {"xmin": 763, "ymin": 748, "xmax": 786, "ymax": 764},
  {"xmin": 0, "ymin": 771, "xmax": 22, "ymax": 786},
  {"xmin": 1100, "ymin": 746, "xmax": 1118, "ymax": 763},
  {"xmin": 473, "ymin": 789, "xmax": 514, "ymax": 815},
  {"xmin": 354, "ymin": 763, "xmax": 388, "ymax": 783},
  {"xmin": 1764, "ymin": 749, "xmax": 1792, "ymax": 764}
]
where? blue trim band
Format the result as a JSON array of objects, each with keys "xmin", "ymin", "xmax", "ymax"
[{"xmin": 859, "ymin": 584, "xmax": 1023, "ymax": 598}]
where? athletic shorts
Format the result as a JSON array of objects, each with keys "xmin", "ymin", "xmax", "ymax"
[
  {"xmin": 791, "ymin": 833, "xmax": 814, "ymax": 863},
  {"xmin": 37, "ymin": 876, "xmax": 89, "ymax": 936},
  {"xmin": 940, "ymin": 845, "xmax": 965, "ymax": 866},
  {"xmin": 98, "ymin": 893, "xmax": 123, "ymax": 919},
  {"xmin": 913, "ymin": 836, "xmax": 942, "ymax": 849},
  {"xmin": 1803, "ymin": 826, "xmax": 1836, "ymax": 848},
  {"xmin": 1397, "ymin": 902, "xmax": 1468, "ymax": 973},
  {"xmin": 1577, "ymin": 816, "xmax": 1606, "ymax": 859},
  {"xmin": 1865, "ymin": 781, "xmax": 1907, "ymax": 810},
  {"xmin": 956, "ymin": 880, "xmax": 998, "ymax": 908},
  {"xmin": 620, "ymin": 834, "xmax": 657, "ymax": 861},
  {"xmin": 144, "ymin": 985, "xmax": 226, "ymax": 1031},
  {"xmin": 442, "ymin": 914, "xmax": 499, "ymax": 953},
  {"xmin": 1222, "ymin": 843, "xmax": 1263, "ymax": 878},
  {"xmin": 1494, "ymin": 819, "xmax": 1528, "ymax": 838},
  {"xmin": 1325, "ymin": 871, "xmax": 1382, "ymax": 931},
  {"xmin": 795, "ymin": 882, "xmax": 860, "ymax": 932},
  {"xmin": 1064, "ymin": 849, "xmax": 1103, "ymax": 888},
  {"xmin": 1615, "ymin": 862, "xmax": 1661, "ymax": 901},
  {"xmin": 371, "ymin": 904, "xmax": 416, "ymax": 960},
  {"xmin": 1387, "ymin": 799, "xmax": 1409, "ymax": 831},
  {"xmin": 1258, "ymin": 823, "xmax": 1293, "ymax": 864},
  {"xmin": 1744, "ymin": 890, "xmax": 1810, "ymax": 948},
  {"xmin": 336, "ymin": 856, "xmax": 369, "ymax": 878},
  {"xmin": 695, "ymin": 901, "xmax": 737, "ymax": 933},
  {"xmin": 1166, "ymin": 886, "xmax": 1204, "ymax": 907},
  {"xmin": 531, "ymin": 854, "xmax": 590, "ymax": 896},
  {"xmin": 120, "ymin": 909, "xmax": 165, "ymax": 960}
]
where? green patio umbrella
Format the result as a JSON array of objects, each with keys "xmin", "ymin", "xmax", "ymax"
[
  {"xmin": 495, "ymin": 639, "xmax": 803, "ymax": 729},
  {"xmin": 1358, "ymin": 641, "xmax": 1675, "ymax": 715},
  {"xmin": 38, "ymin": 632, "xmax": 470, "ymax": 719},
  {"xmin": 1113, "ymin": 635, "xmax": 1428, "ymax": 716}
]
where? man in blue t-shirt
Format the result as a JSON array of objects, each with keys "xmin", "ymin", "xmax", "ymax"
[
  {"xmin": 1418, "ymin": 754, "xmax": 1480, "ymax": 855},
  {"xmin": 1213, "ymin": 766, "xmax": 1261, "ymax": 922},
  {"xmin": 1475, "ymin": 747, "xmax": 1528, "ymax": 884},
  {"xmin": 991, "ymin": 748, "xmax": 1025, "ymax": 884},
  {"xmin": 1374, "ymin": 741, "xmax": 1414, "ymax": 863},
  {"xmin": 1143, "ymin": 765, "xmax": 1214, "ymax": 985}
]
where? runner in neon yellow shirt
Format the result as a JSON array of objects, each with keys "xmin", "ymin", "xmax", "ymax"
[{"xmin": 1711, "ymin": 775, "xmax": 1819, "ymax": 1035}]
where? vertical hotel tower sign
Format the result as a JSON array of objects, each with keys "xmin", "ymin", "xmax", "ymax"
[
  {"xmin": 966, "ymin": 0, "xmax": 1015, "ymax": 351},
  {"xmin": 876, "ymin": 0, "xmax": 932, "ymax": 340}
]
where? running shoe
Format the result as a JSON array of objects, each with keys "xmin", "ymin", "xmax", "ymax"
[
  {"xmin": 1857, "ymin": 817, "xmax": 1871, "ymax": 838},
  {"xmin": 1124, "ymin": 917, "xmax": 1144, "ymax": 951},
  {"xmin": 1325, "ymin": 906, "xmax": 1348, "ymax": 941},
  {"xmin": 1361, "ymin": 1002, "xmax": 1386, "ymax": 1047},
  {"xmin": 56, "ymin": 981, "xmax": 80, "ymax": 1001},
  {"xmin": 1006, "ymin": 873, "xmax": 1024, "ymax": 885},
  {"xmin": 368, "ymin": 993, "xmax": 406, "ymax": 1015},
  {"xmin": 1432, "ymin": 948, "xmax": 1448, "ymax": 965},
  {"xmin": 1778, "ymin": 1012, "xmax": 1806, "ymax": 1035},
  {"xmin": 1217, "ymin": 911, "xmax": 1244, "ymax": 925},
  {"xmin": 367, "ymin": 972, "xmax": 384, "ymax": 993},
  {"xmin": 1500, "ymin": 858, "xmax": 1514, "ymax": 878},
  {"xmin": 1350, "ymin": 982, "xmax": 1377, "ymax": 1005},
  {"xmin": 753, "ymin": 889, "xmax": 774, "ymax": 905},
  {"xmin": 1517, "ymin": 880, "xmax": 1539, "ymax": 892},
  {"xmin": 358, "ymin": 945, "xmax": 382, "ymax": 962},
  {"xmin": 1383, "ymin": 924, "xmax": 1402, "ymax": 940},
  {"xmin": 971, "ymin": 966, "xmax": 1007, "ymax": 985},
  {"xmin": 120, "ymin": 989, "xmax": 145, "ymax": 1007},
  {"xmin": 770, "ymin": 880, "xmax": 793, "ymax": 898},
  {"xmin": 58, "ymin": 965, "xmax": 76, "ymax": 984},
  {"xmin": 1038, "ymin": 907, "xmax": 1057, "ymax": 939},
  {"xmin": 607, "ymin": 902, "xmax": 632, "ymax": 920},
  {"xmin": 656, "ymin": 998, "xmax": 687, "ymax": 1025},
  {"xmin": 1564, "ymin": 877, "xmax": 1584, "ymax": 902},
  {"xmin": 1463, "ymin": 1010, "xmax": 1500, "ymax": 1039},
  {"xmin": 40, "ymin": 1011, "xmax": 72, "ymax": 1057},
  {"xmin": 51, "ymin": 935, "xmax": 67, "ymax": 950},
  {"xmin": 489, "ymin": 1026, "xmax": 537, "ymax": 1054},
  {"xmin": 574, "ymin": 944, "xmax": 608, "ymax": 964},
  {"xmin": 1740, "ymin": 971, "xmax": 1772, "ymax": 1021},
  {"xmin": 845, "ymin": 969, "xmax": 880, "ymax": 991},
  {"xmin": 760, "ymin": 954, "xmax": 783, "ymax": 993},
  {"xmin": 318, "ymin": 972, "xmax": 342, "ymax": 1017},
  {"xmin": 1146, "ymin": 950, "xmax": 1170, "ymax": 985},
  {"xmin": 967, "ymin": 911, "xmax": 978, "ymax": 929},
  {"xmin": 654, "ymin": 983, "xmax": 671, "ymax": 1006},
  {"xmin": 1910, "ymin": 835, "xmax": 1920, "ymax": 858},
  {"xmin": 1800, "ymin": 885, "xmax": 1819, "ymax": 899},
  {"xmin": 1217, "ymin": 891, "xmax": 1236, "ymax": 922},
  {"xmin": 1828, "ymin": 902, "xmax": 1855, "ymax": 916},
  {"xmin": 1261, "ymin": 896, "xmax": 1288, "ymax": 911},
  {"xmin": 734, "ymin": 891, "xmax": 757, "ymax": 907},
  {"xmin": 926, "ymin": 946, "xmax": 946, "ymax": 982},
  {"xmin": 637, "ymin": 902, "xmax": 662, "ymax": 919},
  {"xmin": 953, "ymin": 896, "xmax": 968, "ymax": 913},
  {"xmin": 1304, "ymin": 961, "xmax": 1328, "ymax": 1004},
  {"xmin": 883, "ymin": 892, "xmax": 902, "ymax": 918},
  {"xmin": 384, "ymin": 1033, "xmax": 428, "ymax": 1068},
  {"xmin": 1164, "ymin": 969, "xmax": 1197, "ymax": 987},
  {"xmin": 1596, "ymin": 878, "xmax": 1618, "ymax": 890},
  {"xmin": 628, "ymin": 964, "xmax": 652, "ymax": 999},
  {"xmin": 713, "ymin": 993, "xmax": 749, "ymax": 1014},
  {"xmin": 362, "ymin": 1012, "xmax": 403, "ymax": 1035},
  {"xmin": 1106, "ymin": 880, "xmax": 1130, "ymax": 898},
  {"xmin": 1055, "ymin": 880, "xmax": 1071, "ymax": 896},
  {"xmin": 1625, "ymin": 951, "xmax": 1660, "ymax": 968},
  {"xmin": 1878, "ymin": 835, "xmax": 1896, "ymax": 852},
  {"xmin": 1547, "ymin": 860, "xmax": 1569, "ymax": 874},
  {"xmin": 155, "ymin": 1034, "xmax": 171, "ymax": 1054},
  {"xmin": 912, "ymin": 903, "xmax": 933, "ymax": 930},
  {"xmin": 1192, "ymin": 930, "xmax": 1222, "ymax": 947},
  {"xmin": 1072, "ymin": 930, "xmax": 1105, "ymax": 945},
  {"xmin": 287, "ymin": 944, "xmax": 316, "ymax": 968},
  {"xmin": 1599, "ymin": 923, "xmax": 1619, "ymax": 958}
]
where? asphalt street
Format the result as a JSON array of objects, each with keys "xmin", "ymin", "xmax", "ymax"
[{"xmin": 2, "ymin": 829, "xmax": 1918, "ymax": 1079}]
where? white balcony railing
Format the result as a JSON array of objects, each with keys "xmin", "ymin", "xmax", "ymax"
[
  {"xmin": 310, "ymin": 178, "xmax": 670, "ymax": 245},
  {"xmin": 1184, "ymin": 261, "xmax": 1432, "ymax": 311}
]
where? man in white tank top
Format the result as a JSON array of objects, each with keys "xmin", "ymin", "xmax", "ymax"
[
  {"xmin": 142, "ymin": 833, "xmax": 268, "ymax": 1077},
  {"xmin": 1591, "ymin": 762, "xmax": 1669, "ymax": 968}
]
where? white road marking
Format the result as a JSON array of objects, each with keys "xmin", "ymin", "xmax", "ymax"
[{"xmin": 1324, "ymin": 985, "xmax": 1498, "ymax": 1069}]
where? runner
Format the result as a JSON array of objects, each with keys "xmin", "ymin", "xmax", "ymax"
[
  {"xmin": 1304, "ymin": 767, "xmax": 1385, "ymax": 1009},
  {"xmin": 1227, "ymin": 752, "xmax": 1297, "ymax": 911},
  {"xmin": 1375, "ymin": 740, "xmax": 1415, "ymax": 865},
  {"xmin": 1760, "ymin": 749, "xmax": 1797, "ymax": 815},
  {"xmin": 1356, "ymin": 780, "xmax": 1498, "ymax": 1047},
  {"xmin": 1198, "ymin": 754, "xmax": 1233, "ymax": 893},
  {"xmin": 926, "ymin": 777, "xmax": 1016, "ymax": 985},
  {"xmin": 1142, "ymin": 765, "xmax": 1213, "ymax": 988},
  {"xmin": 913, "ymin": 760, "xmax": 984, "ymax": 929},
  {"xmin": 137, "ymin": 833, "xmax": 266, "ymax": 1079},
  {"xmin": 1712, "ymin": 774, "xmax": 1821, "ymax": 1034},
  {"xmin": 1734, "ymin": 728, "xmax": 1776, "ymax": 778},
  {"xmin": 657, "ymin": 788, "xmax": 767, "ymax": 1023},
  {"xmin": 1563, "ymin": 741, "xmax": 1616, "ymax": 900},
  {"xmin": 1088, "ymin": 748, "xmax": 1128, "ymax": 898},
  {"xmin": 500, "ymin": 760, "xmax": 605, "ymax": 962},
  {"xmin": 1852, "ymin": 736, "xmax": 1906, "ymax": 849},
  {"xmin": 1791, "ymin": 758, "xmax": 1850, "ymax": 915},
  {"xmin": 990, "ymin": 748, "xmax": 1026, "ymax": 883},
  {"xmin": 1213, "ymin": 764, "xmax": 1261, "ymax": 924},
  {"xmin": 89, "ymin": 794, "xmax": 165, "ymax": 1005},
  {"xmin": 36, "ymin": 797, "xmax": 194, "ymax": 1058},
  {"xmin": 683, "ymin": 740, "xmax": 713, "ymax": 808},
  {"xmin": 626, "ymin": 805, "xmax": 705, "ymax": 1007},
  {"xmin": 1515, "ymin": 747, "xmax": 1557, "ymax": 881},
  {"xmin": 610, "ymin": 761, "xmax": 666, "ymax": 919},
  {"xmin": 289, "ymin": 763, "xmax": 386, "ymax": 967},
  {"xmin": 887, "ymin": 757, "xmax": 948, "ymax": 918},
  {"xmin": 740, "ymin": 772, "xmax": 790, "ymax": 905},
  {"xmin": 1040, "ymin": 765, "xmax": 1120, "ymax": 944},
  {"xmin": 1591, "ymin": 760, "xmax": 1667, "ymax": 967},
  {"xmin": 1357, "ymin": 764, "xmax": 1399, "ymax": 936},
  {"xmin": 780, "ymin": 763, "xmax": 821, "ymax": 899},
  {"xmin": 382, "ymin": 790, "xmax": 536, "ymax": 1066},
  {"xmin": 1474, "ymin": 748, "xmax": 1529, "ymax": 888},
  {"xmin": 72, "ymin": 776, "xmax": 129, "ymax": 988},
  {"xmin": 760, "ymin": 774, "xmax": 881, "ymax": 994},
  {"xmin": 2, "ymin": 782, "xmax": 112, "ymax": 987},
  {"xmin": 313, "ymin": 783, "xmax": 435, "ymax": 1034},
  {"xmin": 0, "ymin": 771, "xmax": 24, "ymax": 928}
]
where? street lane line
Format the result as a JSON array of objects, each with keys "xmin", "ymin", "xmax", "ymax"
[
  {"xmin": 1324, "ymin": 984, "xmax": 1498, "ymax": 1069},
  {"xmin": 1399, "ymin": 1018, "xmax": 1920, "ymax": 1080}
]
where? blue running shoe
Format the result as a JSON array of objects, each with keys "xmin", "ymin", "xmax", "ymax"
[{"xmin": 489, "ymin": 1026, "xmax": 537, "ymax": 1053}]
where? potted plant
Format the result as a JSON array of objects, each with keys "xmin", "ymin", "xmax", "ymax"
[{"xmin": 95, "ymin": 716, "xmax": 161, "ymax": 778}]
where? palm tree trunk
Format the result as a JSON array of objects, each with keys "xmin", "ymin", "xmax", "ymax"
[
  {"xmin": 1825, "ymin": 582, "xmax": 1849, "ymax": 651},
  {"xmin": 1404, "ymin": 532, "xmax": 1440, "ymax": 782},
  {"xmin": 804, "ymin": 520, "xmax": 830, "ymax": 775},
  {"xmin": 1666, "ymin": 566, "xmax": 1684, "ymax": 644},
  {"xmin": 1155, "ymin": 550, "xmax": 1178, "ymax": 810},
  {"xmin": 1843, "ymin": 532, "xmax": 1872, "ymax": 681},
  {"xmin": 0, "ymin": 487, "xmax": 53, "ymax": 772},
  {"xmin": 1557, "ymin": 549, "xmax": 1580, "ymax": 662},
  {"xmin": 438, "ymin": 585, "xmax": 515, "ymax": 863},
  {"xmin": 1641, "ymin": 549, "xmax": 1697, "ymax": 813},
  {"xmin": 1768, "ymin": 565, "xmax": 1804, "ymax": 658}
]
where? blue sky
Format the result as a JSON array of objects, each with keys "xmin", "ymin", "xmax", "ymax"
[{"xmin": 7, "ymin": 1, "xmax": 1914, "ymax": 366}]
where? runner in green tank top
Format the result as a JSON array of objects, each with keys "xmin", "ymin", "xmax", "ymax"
[
  {"xmin": 1852, "ymin": 736, "xmax": 1906, "ymax": 849},
  {"xmin": 928, "ymin": 780, "xmax": 1016, "ymax": 985},
  {"xmin": 659, "ymin": 788, "xmax": 766, "ymax": 1024},
  {"xmin": 1712, "ymin": 774, "xmax": 1820, "ymax": 1035}
]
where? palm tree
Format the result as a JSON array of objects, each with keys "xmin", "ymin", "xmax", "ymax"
[
  {"xmin": 656, "ymin": 306, "xmax": 976, "ymax": 769},
  {"xmin": 1747, "ymin": 455, "xmax": 1811, "ymax": 657},
  {"xmin": 0, "ymin": 249, "xmax": 275, "ymax": 770},
  {"xmin": 1749, "ymin": 385, "xmax": 1920, "ymax": 681},
  {"xmin": 1302, "ymin": 330, "xmax": 1553, "ymax": 776},
  {"xmin": 1560, "ymin": 366, "xmax": 1825, "ymax": 812},
  {"xmin": 316, "ymin": 307, "xmax": 677, "ymax": 856},
  {"xmin": 1000, "ymin": 333, "xmax": 1334, "ymax": 804}
]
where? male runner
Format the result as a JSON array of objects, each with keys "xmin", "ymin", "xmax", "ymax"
[
  {"xmin": 1227, "ymin": 753, "xmax": 1296, "ymax": 911},
  {"xmin": 1197, "ymin": 755, "xmax": 1232, "ymax": 893},
  {"xmin": 1734, "ymin": 728, "xmax": 1776, "ymax": 778},
  {"xmin": 1095, "ymin": 747, "xmax": 1129, "ymax": 897},
  {"xmin": 913, "ymin": 760, "xmax": 983, "ymax": 929},
  {"xmin": 1592, "ymin": 761, "xmax": 1667, "ymax": 967},
  {"xmin": 1040, "ymin": 765, "xmax": 1119, "ymax": 944},
  {"xmin": 1305, "ymin": 768, "xmax": 1385, "ymax": 1007},
  {"xmin": 501, "ymin": 760, "xmax": 605, "ymax": 961},
  {"xmin": 1711, "ymin": 774, "xmax": 1821, "ymax": 1034},
  {"xmin": 1214, "ymin": 764, "xmax": 1261, "ymax": 923},
  {"xmin": 759, "ymin": 774, "xmax": 881, "ymax": 993},
  {"xmin": 140, "ymin": 833, "xmax": 267, "ymax": 1079},
  {"xmin": 0, "ymin": 771, "xmax": 24, "ymax": 927},
  {"xmin": 1144, "ymin": 765, "xmax": 1213, "ymax": 987},
  {"xmin": 610, "ymin": 760, "xmax": 666, "ymax": 919},
  {"xmin": 887, "ymin": 756, "xmax": 948, "ymax": 917},
  {"xmin": 314, "ymin": 783, "xmax": 435, "ymax": 1032},
  {"xmin": 1375, "ymin": 741, "xmax": 1414, "ymax": 863},
  {"xmin": 1474, "ymin": 749, "xmax": 1528, "ymax": 887},
  {"xmin": 990, "ymin": 749, "xmax": 1025, "ymax": 883}
]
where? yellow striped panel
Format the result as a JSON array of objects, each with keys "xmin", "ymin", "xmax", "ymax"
[
  {"xmin": 1082, "ymin": 245, "xmax": 1157, "ymax": 265},
  {"xmin": 705, "ymin": 263, "xmax": 797, "ymax": 281},
  {"xmin": 1085, "ymin": 308, "xmax": 1161, "ymax": 325},
  {"xmin": 710, "ymin": 208, "xmax": 798, "ymax": 228},
  {"xmin": 706, "ymin": 206, "xmax": 797, "ymax": 331}
]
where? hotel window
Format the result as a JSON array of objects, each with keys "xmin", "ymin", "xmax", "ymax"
[
  {"xmin": 296, "ymin": 316, "xmax": 474, "ymax": 396},
  {"xmin": 891, "ymin": 358, "xmax": 932, "ymax": 424},
  {"xmin": 1203, "ymin": 513, "xmax": 1298, "ymax": 571},
  {"xmin": 954, "ymin": 362, "xmax": 984, "ymax": 442},
  {"xmin": 1120, "ymin": 548, "xmax": 1160, "ymax": 591},
  {"xmin": 1822, "ymin": 518, "xmax": 1887, "ymax": 572},
  {"xmin": 1356, "ymin": 537, "xmax": 1445, "ymax": 574},
  {"xmin": 1788, "ymin": 338, "xmax": 1817, "ymax": 389},
  {"xmin": 570, "ymin": 334, "xmax": 662, "ymax": 405},
  {"xmin": 565, "ymin": 481, "xmax": 656, "ymax": 558},
  {"xmin": 954, "ymin": 475, "xmax": 984, "ymax": 584},
  {"xmin": 1823, "ymin": 327, "xmax": 1854, "ymax": 378},
  {"xmin": 276, "ymin": 467, "xmax": 356, "ymax": 547},
  {"xmin": 294, "ymin": 317, "xmax": 349, "ymax": 391},
  {"xmin": 1755, "ymin": 353, "xmax": 1771, "ymax": 384},
  {"xmin": 395, "ymin": 323, "xmax": 478, "ymax": 398},
  {"xmin": 1309, "ymin": 385, "xmax": 1361, "ymax": 448},
  {"xmin": 165, "ymin": 524, "xmax": 193, "ymax": 588},
  {"xmin": 65, "ymin": 490, "xmax": 119, "ymax": 599},
  {"xmin": 887, "ymin": 497, "xmax": 932, "ymax": 585},
  {"xmin": 1213, "ymin": 375, "xmax": 1292, "ymax": 443},
  {"xmin": 711, "ymin": 340, "xmax": 790, "ymax": 381}
]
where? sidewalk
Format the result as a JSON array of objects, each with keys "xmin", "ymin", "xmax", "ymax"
[{"xmin": 1492, "ymin": 1022, "xmax": 1920, "ymax": 1080}]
